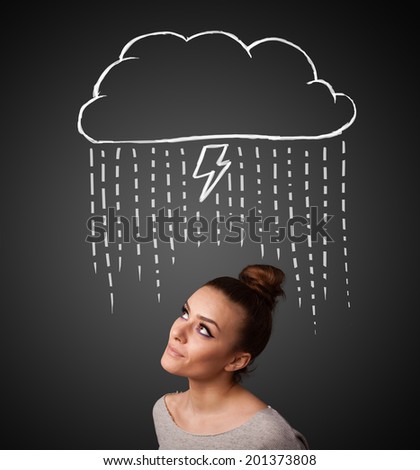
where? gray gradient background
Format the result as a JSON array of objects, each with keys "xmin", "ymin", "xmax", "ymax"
[{"xmin": 2, "ymin": 3, "xmax": 418, "ymax": 450}]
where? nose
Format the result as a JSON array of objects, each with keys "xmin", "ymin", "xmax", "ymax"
[{"xmin": 171, "ymin": 319, "xmax": 187, "ymax": 344}]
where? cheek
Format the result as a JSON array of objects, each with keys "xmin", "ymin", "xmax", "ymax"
[{"xmin": 189, "ymin": 340, "xmax": 232, "ymax": 365}]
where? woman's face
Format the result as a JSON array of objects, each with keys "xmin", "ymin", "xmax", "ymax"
[{"xmin": 161, "ymin": 285, "xmax": 246, "ymax": 381}]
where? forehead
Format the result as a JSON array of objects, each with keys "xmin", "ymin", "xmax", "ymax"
[{"xmin": 187, "ymin": 285, "xmax": 245, "ymax": 328}]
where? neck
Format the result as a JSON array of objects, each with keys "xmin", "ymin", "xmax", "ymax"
[{"xmin": 185, "ymin": 375, "xmax": 241, "ymax": 414}]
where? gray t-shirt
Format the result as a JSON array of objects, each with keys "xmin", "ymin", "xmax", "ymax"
[{"xmin": 153, "ymin": 395, "xmax": 309, "ymax": 450}]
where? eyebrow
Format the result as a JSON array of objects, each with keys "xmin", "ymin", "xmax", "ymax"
[{"xmin": 185, "ymin": 300, "xmax": 221, "ymax": 332}]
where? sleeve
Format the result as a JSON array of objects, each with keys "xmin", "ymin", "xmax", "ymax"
[{"xmin": 259, "ymin": 409, "xmax": 309, "ymax": 450}]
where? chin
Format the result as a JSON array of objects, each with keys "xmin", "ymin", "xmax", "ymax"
[
  {"xmin": 160, "ymin": 354, "xmax": 170, "ymax": 372},
  {"xmin": 160, "ymin": 351, "xmax": 184, "ymax": 376}
]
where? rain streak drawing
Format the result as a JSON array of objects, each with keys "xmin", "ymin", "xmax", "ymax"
[{"xmin": 78, "ymin": 31, "xmax": 357, "ymax": 333}]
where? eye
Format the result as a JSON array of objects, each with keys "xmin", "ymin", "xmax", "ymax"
[
  {"xmin": 179, "ymin": 306, "xmax": 214, "ymax": 338},
  {"xmin": 198, "ymin": 323, "xmax": 213, "ymax": 338}
]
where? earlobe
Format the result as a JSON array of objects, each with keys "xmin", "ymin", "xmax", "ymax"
[{"xmin": 225, "ymin": 353, "xmax": 252, "ymax": 372}]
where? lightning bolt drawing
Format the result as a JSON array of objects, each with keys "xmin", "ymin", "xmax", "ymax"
[{"xmin": 193, "ymin": 144, "xmax": 231, "ymax": 202}]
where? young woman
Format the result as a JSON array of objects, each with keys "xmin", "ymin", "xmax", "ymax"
[{"xmin": 153, "ymin": 264, "xmax": 308, "ymax": 450}]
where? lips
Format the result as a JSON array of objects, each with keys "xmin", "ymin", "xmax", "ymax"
[{"xmin": 167, "ymin": 343, "xmax": 185, "ymax": 358}]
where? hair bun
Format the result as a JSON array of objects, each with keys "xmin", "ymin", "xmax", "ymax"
[{"xmin": 239, "ymin": 264, "xmax": 285, "ymax": 309}]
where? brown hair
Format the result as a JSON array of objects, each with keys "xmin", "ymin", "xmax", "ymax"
[{"xmin": 204, "ymin": 264, "xmax": 285, "ymax": 381}]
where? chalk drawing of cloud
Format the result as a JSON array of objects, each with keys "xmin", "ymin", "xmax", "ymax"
[{"xmin": 78, "ymin": 31, "xmax": 356, "ymax": 143}]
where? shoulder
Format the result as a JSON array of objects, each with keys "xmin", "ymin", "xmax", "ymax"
[
  {"xmin": 152, "ymin": 395, "xmax": 165, "ymax": 417},
  {"xmin": 153, "ymin": 394, "xmax": 172, "ymax": 416},
  {"xmin": 163, "ymin": 391, "xmax": 183, "ymax": 407},
  {"xmin": 153, "ymin": 392, "xmax": 181, "ymax": 419},
  {"xmin": 248, "ymin": 407, "xmax": 309, "ymax": 450},
  {"xmin": 152, "ymin": 393, "xmax": 180, "ymax": 435},
  {"xmin": 233, "ymin": 387, "xmax": 268, "ymax": 417}
]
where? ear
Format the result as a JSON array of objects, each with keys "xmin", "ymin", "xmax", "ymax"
[{"xmin": 224, "ymin": 352, "xmax": 252, "ymax": 372}]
